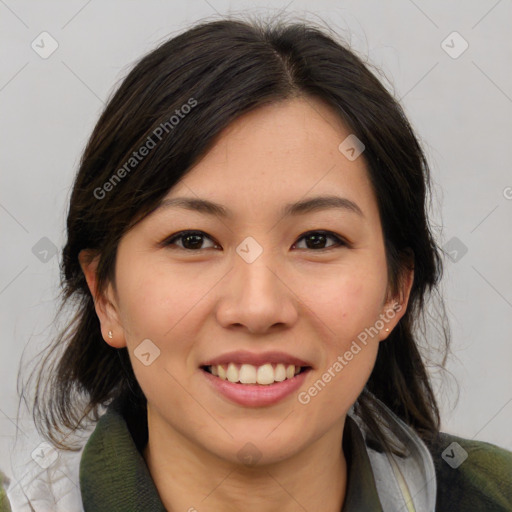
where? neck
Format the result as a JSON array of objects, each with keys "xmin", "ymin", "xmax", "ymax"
[{"xmin": 143, "ymin": 411, "xmax": 347, "ymax": 512}]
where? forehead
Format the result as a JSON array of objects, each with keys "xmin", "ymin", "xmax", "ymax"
[{"xmin": 159, "ymin": 96, "xmax": 379, "ymax": 223}]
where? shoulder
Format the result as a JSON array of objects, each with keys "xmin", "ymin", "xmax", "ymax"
[{"xmin": 426, "ymin": 431, "xmax": 512, "ymax": 511}]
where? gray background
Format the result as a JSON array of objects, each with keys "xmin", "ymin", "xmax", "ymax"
[{"xmin": 1, "ymin": 0, "xmax": 511, "ymax": 481}]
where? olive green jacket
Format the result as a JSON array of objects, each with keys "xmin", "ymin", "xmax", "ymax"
[
  {"xmin": 79, "ymin": 397, "xmax": 512, "ymax": 511},
  {"xmin": 3, "ymin": 396, "xmax": 512, "ymax": 511},
  {"xmin": 0, "ymin": 472, "xmax": 11, "ymax": 512}
]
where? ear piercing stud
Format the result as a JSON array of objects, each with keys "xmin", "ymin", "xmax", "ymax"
[
  {"xmin": 385, "ymin": 328, "xmax": 390, "ymax": 332},
  {"xmin": 108, "ymin": 330, "xmax": 113, "ymax": 339}
]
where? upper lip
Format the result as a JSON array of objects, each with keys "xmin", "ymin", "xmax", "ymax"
[{"xmin": 200, "ymin": 350, "xmax": 313, "ymax": 368}]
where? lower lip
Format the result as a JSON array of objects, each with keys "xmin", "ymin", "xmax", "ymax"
[{"xmin": 201, "ymin": 368, "xmax": 311, "ymax": 407}]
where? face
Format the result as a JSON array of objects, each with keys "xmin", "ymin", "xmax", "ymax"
[{"xmin": 82, "ymin": 96, "xmax": 411, "ymax": 466}]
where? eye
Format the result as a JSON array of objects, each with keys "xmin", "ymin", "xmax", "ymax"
[
  {"xmin": 293, "ymin": 230, "xmax": 347, "ymax": 251},
  {"xmin": 163, "ymin": 230, "xmax": 219, "ymax": 250},
  {"xmin": 162, "ymin": 230, "xmax": 347, "ymax": 251}
]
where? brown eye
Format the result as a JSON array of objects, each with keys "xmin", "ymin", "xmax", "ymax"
[
  {"xmin": 293, "ymin": 231, "xmax": 346, "ymax": 251},
  {"xmin": 163, "ymin": 229, "xmax": 347, "ymax": 252},
  {"xmin": 164, "ymin": 231, "xmax": 218, "ymax": 250}
]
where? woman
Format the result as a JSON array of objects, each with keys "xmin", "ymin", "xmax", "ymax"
[{"xmin": 5, "ymin": 16, "xmax": 512, "ymax": 512}]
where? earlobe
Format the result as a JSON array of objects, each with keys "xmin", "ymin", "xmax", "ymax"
[
  {"xmin": 377, "ymin": 301, "xmax": 404, "ymax": 342},
  {"xmin": 78, "ymin": 249, "xmax": 126, "ymax": 348},
  {"xmin": 380, "ymin": 266, "xmax": 414, "ymax": 340}
]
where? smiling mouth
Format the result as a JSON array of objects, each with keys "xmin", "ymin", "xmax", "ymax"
[{"xmin": 201, "ymin": 363, "xmax": 311, "ymax": 385}]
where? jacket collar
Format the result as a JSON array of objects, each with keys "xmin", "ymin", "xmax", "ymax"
[
  {"xmin": 80, "ymin": 395, "xmax": 434, "ymax": 511},
  {"xmin": 79, "ymin": 396, "xmax": 166, "ymax": 512}
]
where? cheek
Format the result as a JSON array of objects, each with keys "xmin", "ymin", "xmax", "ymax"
[
  {"xmin": 301, "ymin": 264, "xmax": 387, "ymax": 344},
  {"xmin": 115, "ymin": 263, "xmax": 207, "ymax": 417},
  {"xmin": 116, "ymin": 259, "xmax": 206, "ymax": 342},
  {"xmin": 295, "ymin": 263, "xmax": 385, "ymax": 402}
]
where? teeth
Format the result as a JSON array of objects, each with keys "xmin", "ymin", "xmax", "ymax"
[
  {"xmin": 256, "ymin": 363, "xmax": 275, "ymax": 385},
  {"xmin": 274, "ymin": 363, "xmax": 286, "ymax": 382},
  {"xmin": 208, "ymin": 363, "xmax": 303, "ymax": 385},
  {"xmin": 239, "ymin": 364, "xmax": 257, "ymax": 384},
  {"xmin": 226, "ymin": 363, "xmax": 239, "ymax": 383}
]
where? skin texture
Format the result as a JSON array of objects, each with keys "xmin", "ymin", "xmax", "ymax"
[{"xmin": 80, "ymin": 96, "xmax": 413, "ymax": 512}]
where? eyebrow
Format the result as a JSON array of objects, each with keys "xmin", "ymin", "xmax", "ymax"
[{"xmin": 155, "ymin": 195, "xmax": 364, "ymax": 219}]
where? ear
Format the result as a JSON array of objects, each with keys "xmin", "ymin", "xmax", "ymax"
[
  {"xmin": 78, "ymin": 249, "xmax": 126, "ymax": 348},
  {"xmin": 378, "ymin": 263, "xmax": 414, "ymax": 341}
]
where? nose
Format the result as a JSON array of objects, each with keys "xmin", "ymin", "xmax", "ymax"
[{"xmin": 215, "ymin": 250, "xmax": 299, "ymax": 335}]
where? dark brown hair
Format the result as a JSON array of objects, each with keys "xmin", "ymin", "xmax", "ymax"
[{"xmin": 23, "ymin": 15, "xmax": 449, "ymax": 451}]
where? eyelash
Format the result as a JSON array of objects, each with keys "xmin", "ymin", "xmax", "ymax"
[{"xmin": 162, "ymin": 230, "xmax": 348, "ymax": 252}]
